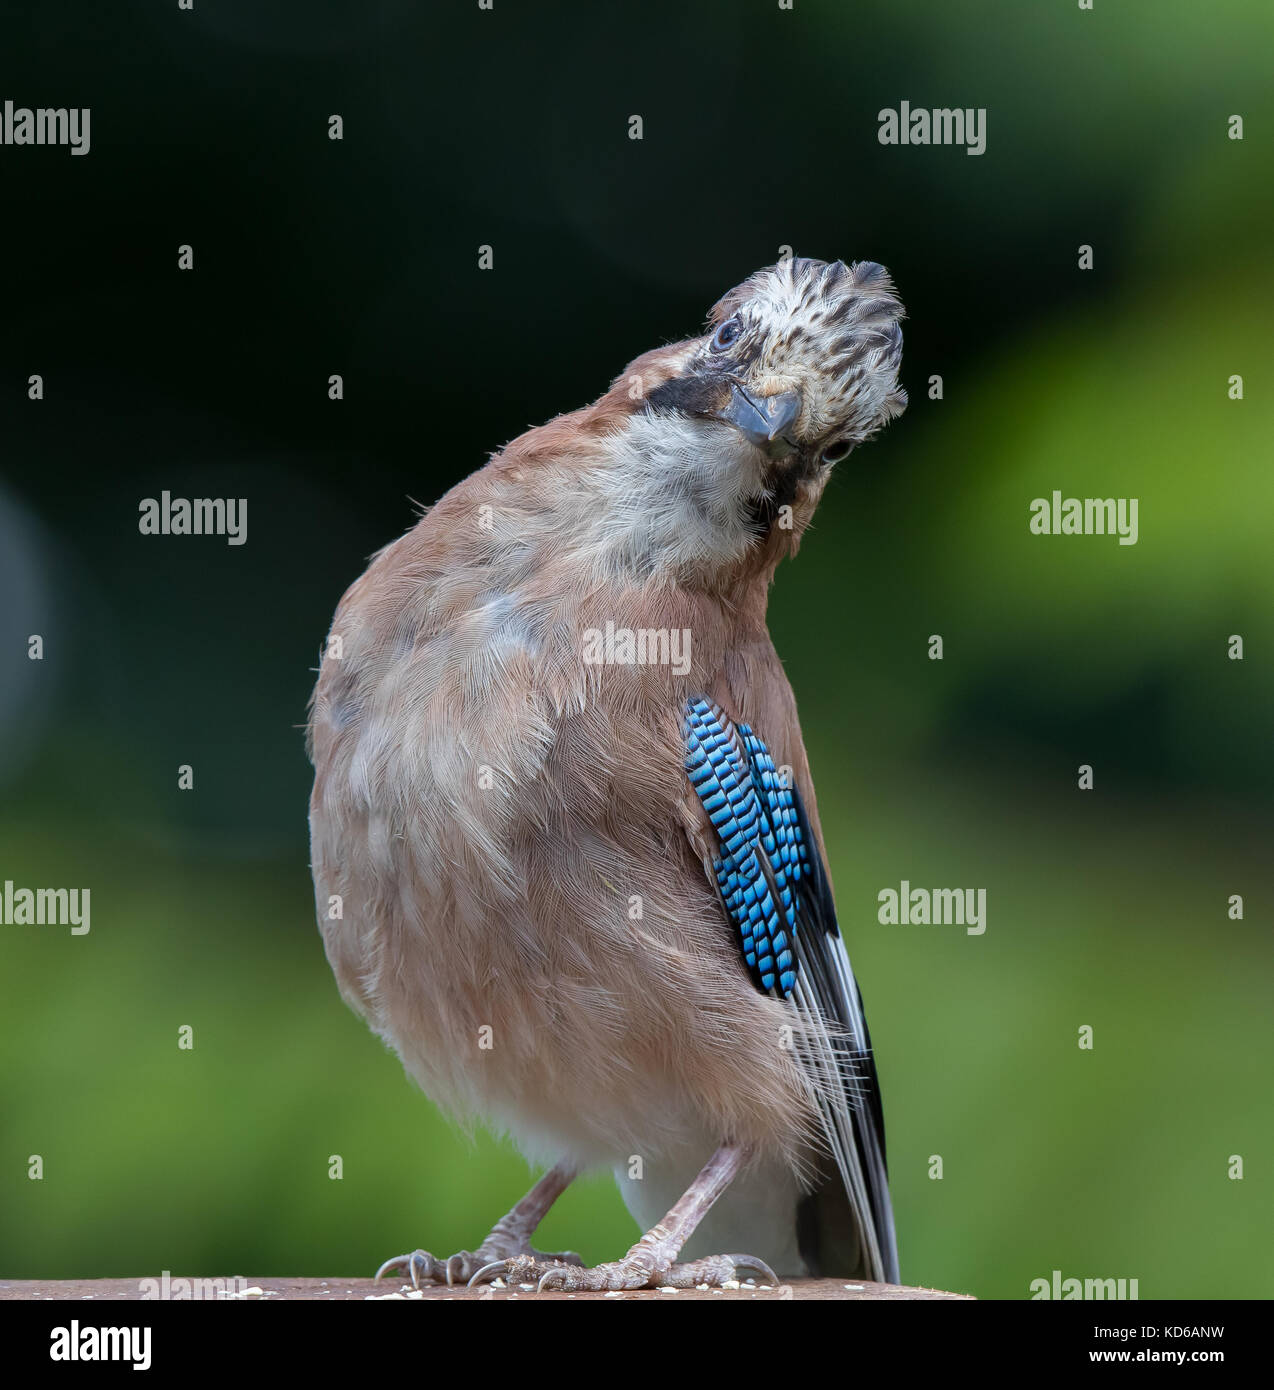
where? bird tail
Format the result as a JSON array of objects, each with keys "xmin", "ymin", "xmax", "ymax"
[{"xmin": 786, "ymin": 936, "xmax": 899, "ymax": 1283}]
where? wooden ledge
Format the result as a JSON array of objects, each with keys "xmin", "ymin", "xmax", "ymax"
[{"xmin": 0, "ymin": 1276, "xmax": 973, "ymax": 1302}]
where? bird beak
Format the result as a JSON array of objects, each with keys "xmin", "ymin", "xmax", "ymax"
[{"xmin": 716, "ymin": 383, "xmax": 802, "ymax": 457}]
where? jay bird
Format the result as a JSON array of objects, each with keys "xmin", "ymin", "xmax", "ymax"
[{"xmin": 308, "ymin": 256, "xmax": 907, "ymax": 1291}]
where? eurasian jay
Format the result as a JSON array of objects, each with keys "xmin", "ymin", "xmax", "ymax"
[{"xmin": 307, "ymin": 256, "xmax": 907, "ymax": 1291}]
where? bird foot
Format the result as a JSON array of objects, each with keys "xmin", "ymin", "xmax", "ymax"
[
  {"xmin": 376, "ymin": 1245, "xmax": 583, "ymax": 1289},
  {"xmin": 469, "ymin": 1249, "xmax": 777, "ymax": 1293}
]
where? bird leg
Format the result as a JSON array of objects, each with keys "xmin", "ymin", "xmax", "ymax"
[
  {"xmin": 470, "ymin": 1143, "xmax": 777, "ymax": 1292},
  {"xmin": 375, "ymin": 1161, "xmax": 582, "ymax": 1288}
]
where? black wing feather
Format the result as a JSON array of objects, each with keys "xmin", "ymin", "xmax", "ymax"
[{"xmin": 684, "ymin": 696, "xmax": 899, "ymax": 1281}]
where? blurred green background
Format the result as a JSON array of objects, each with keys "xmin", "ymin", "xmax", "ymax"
[{"xmin": 1, "ymin": 1, "xmax": 1270, "ymax": 1298}]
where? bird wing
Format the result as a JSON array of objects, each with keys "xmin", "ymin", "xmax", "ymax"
[{"xmin": 683, "ymin": 695, "xmax": 899, "ymax": 1283}]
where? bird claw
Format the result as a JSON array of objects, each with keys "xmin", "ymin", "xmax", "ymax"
[
  {"xmin": 469, "ymin": 1250, "xmax": 777, "ymax": 1293},
  {"xmin": 693, "ymin": 1253, "xmax": 780, "ymax": 1289},
  {"xmin": 466, "ymin": 1250, "xmax": 579, "ymax": 1289},
  {"xmin": 468, "ymin": 1257, "xmax": 517, "ymax": 1289},
  {"xmin": 375, "ymin": 1249, "xmax": 488, "ymax": 1288},
  {"xmin": 379, "ymin": 1245, "xmax": 584, "ymax": 1289},
  {"xmin": 375, "ymin": 1250, "xmax": 447, "ymax": 1287}
]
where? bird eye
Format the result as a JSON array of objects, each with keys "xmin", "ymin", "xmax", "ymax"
[
  {"xmin": 710, "ymin": 315, "xmax": 742, "ymax": 352},
  {"xmin": 820, "ymin": 438, "xmax": 853, "ymax": 465}
]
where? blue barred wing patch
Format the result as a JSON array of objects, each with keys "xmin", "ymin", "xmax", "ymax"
[
  {"xmin": 684, "ymin": 696, "xmax": 901, "ymax": 1283},
  {"xmin": 684, "ymin": 696, "xmax": 806, "ymax": 995}
]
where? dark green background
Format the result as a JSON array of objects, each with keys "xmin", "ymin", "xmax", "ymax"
[{"xmin": 1, "ymin": 1, "xmax": 1270, "ymax": 1298}]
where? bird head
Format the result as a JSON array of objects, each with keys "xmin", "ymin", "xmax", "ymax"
[
  {"xmin": 639, "ymin": 257, "xmax": 907, "ymax": 530},
  {"xmin": 499, "ymin": 256, "xmax": 906, "ymax": 588}
]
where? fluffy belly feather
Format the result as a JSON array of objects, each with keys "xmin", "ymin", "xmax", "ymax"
[{"xmin": 308, "ymin": 539, "xmax": 819, "ymax": 1196}]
